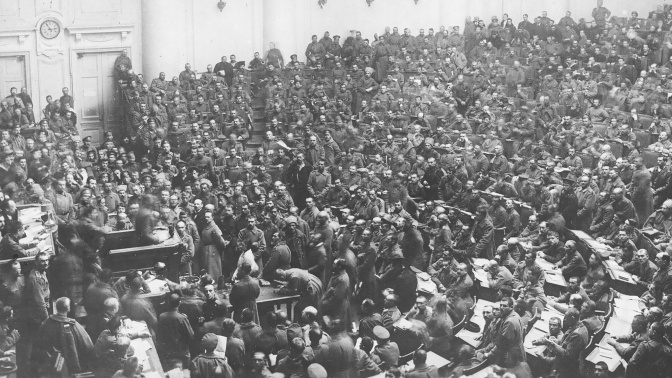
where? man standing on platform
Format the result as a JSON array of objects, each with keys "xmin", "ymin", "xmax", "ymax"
[{"xmin": 374, "ymin": 35, "xmax": 391, "ymax": 82}]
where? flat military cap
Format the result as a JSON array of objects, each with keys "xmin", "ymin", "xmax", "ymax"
[
  {"xmin": 307, "ymin": 364, "xmax": 328, "ymax": 378},
  {"xmin": 373, "ymin": 326, "xmax": 390, "ymax": 340}
]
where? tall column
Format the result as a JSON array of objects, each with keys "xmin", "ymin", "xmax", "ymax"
[{"xmin": 141, "ymin": 0, "xmax": 189, "ymax": 82}]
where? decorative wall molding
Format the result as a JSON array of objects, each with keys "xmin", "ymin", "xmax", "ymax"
[
  {"xmin": 66, "ymin": 25, "xmax": 133, "ymax": 44},
  {"xmin": 0, "ymin": 29, "xmax": 32, "ymax": 46}
]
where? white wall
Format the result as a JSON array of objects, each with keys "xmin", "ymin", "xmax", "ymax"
[{"xmin": 261, "ymin": 0, "xmax": 667, "ymax": 62}]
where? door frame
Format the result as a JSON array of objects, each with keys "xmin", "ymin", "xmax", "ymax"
[
  {"xmin": 69, "ymin": 46, "xmax": 130, "ymax": 139},
  {"xmin": 0, "ymin": 51, "xmax": 31, "ymax": 101}
]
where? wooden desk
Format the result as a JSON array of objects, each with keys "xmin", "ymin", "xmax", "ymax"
[
  {"xmin": 524, "ymin": 306, "xmax": 564, "ymax": 357},
  {"xmin": 567, "ymin": 230, "xmax": 645, "ymax": 296},
  {"xmin": 456, "ymin": 299, "xmax": 495, "ymax": 349},
  {"xmin": 103, "ymin": 237, "xmax": 182, "ymax": 282},
  {"xmin": 218, "ymin": 285, "xmax": 299, "ymax": 308},
  {"xmin": 535, "ymin": 257, "xmax": 567, "ymax": 297}
]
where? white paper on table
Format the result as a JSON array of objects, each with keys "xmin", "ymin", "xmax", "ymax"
[
  {"xmin": 124, "ymin": 320, "xmax": 149, "ymax": 335},
  {"xmin": 533, "ymin": 318, "xmax": 549, "ymax": 333},
  {"xmin": 130, "ymin": 338, "xmax": 152, "ymax": 356},
  {"xmin": 612, "ymin": 306, "xmax": 639, "ymax": 324},
  {"xmin": 473, "ymin": 299, "xmax": 496, "ymax": 314},
  {"xmin": 524, "ymin": 327, "xmax": 548, "ymax": 356},
  {"xmin": 37, "ymin": 237, "xmax": 52, "ymax": 251},
  {"xmin": 146, "ymin": 278, "xmax": 169, "ymax": 293},
  {"xmin": 456, "ymin": 328, "xmax": 483, "ymax": 348},
  {"xmin": 586, "ymin": 344, "xmax": 622, "ymax": 372},
  {"xmin": 605, "ymin": 316, "xmax": 632, "ymax": 337},
  {"xmin": 535, "ymin": 257, "xmax": 555, "ymax": 271},
  {"xmin": 473, "ymin": 269, "xmax": 489, "ymax": 287},
  {"xmin": 612, "ymin": 270, "xmax": 635, "ymax": 283},
  {"xmin": 143, "ymin": 372, "xmax": 162, "ymax": 378},
  {"xmin": 406, "ymin": 351, "xmax": 450, "ymax": 369},
  {"xmin": 472, "ymin": 258, "xmax": 489, "ymax": 269},
  {"xmin": 543, "ymin": 268, "xmax": 567, "ymax": 285},
  {"xmin": 614, "ymin": 297, "xmax": 641, "ymax": 313}
]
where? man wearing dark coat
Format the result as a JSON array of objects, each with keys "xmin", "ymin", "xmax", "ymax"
[
  {"xmin": 313, "ymin": 321, "xmax": 359, "ymax": 378},
  {"xmin": 33, "ymin": 297, "xmax": 94, "ymax": 376},
  {"xmin": 120, "ymin": 277, "xmax": 158, "ymax": 335},
  {"xmin": 230, "ymin": 263, "xmax": 260, "ymax": 323},
  {"xmin": 484, "ymin": 297, "xmax": 525, "ymax": 368},
  {"xmin": 558, "ymin": 178, "xmax": 579, "ymax": 229},
  {"xmin": 401, "ymin": 219, "xmax": 425, "ymax": 270},
  {"xmin": 157, "ymin": 293, "xmax": 195, "ymax": 366},
  {"xmin": 198, "ymin": 211, "xmax": 229, "ymax": 280},
  {"xmin": 541, "ymin": 307, "xmax": 589, "ymax": 378},
  {"xmin": 285, "ymin": 217, "xmax": 309, "ymax": 269},
  {"xmin": 322, "ymin": 259, "xmax": 351, "ymax": 326},
  {"xmin": 261, "ymin": 231, "xmax": 292, "ymax": 281}
]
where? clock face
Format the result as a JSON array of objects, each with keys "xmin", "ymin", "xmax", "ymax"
[{"xmin": 40, "ymin": 20, "xmax": 61, "ymax": 39}]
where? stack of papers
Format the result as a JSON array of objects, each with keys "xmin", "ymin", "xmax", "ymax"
[
  {"xmin": 123, "ymin": 320, "xmax": 149, "ymax": 335},
  {"xmin": 130, "ymin": 338, "xmax": 152, "ymax": 372},
  {"xmin": 18, "ymin": 207, "xmax": 42, "ymax": 223},
  {"xmin": 130, "ymin": 338, "xmax": 152, "ymax": 355}
]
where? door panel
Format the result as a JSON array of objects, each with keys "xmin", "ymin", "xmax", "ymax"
[
  {"xmin": 0, "ymin": 56, "xmax": 26, "ymax": 98},
  {"xmin": 101, "ymin": 53, "xmax": 121, "ymax": 135},
  {"xmin": 74, "ymin": 51, "xmax": 122, "ymax": 144},
  {"xmin": 80, "ymin": 77, "xmax": 101, "ymax": 118}
]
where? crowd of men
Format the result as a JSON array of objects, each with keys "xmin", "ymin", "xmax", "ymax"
[{"xmin": 4, "ymin": 0, "xmax": 672, "ymax": 377}]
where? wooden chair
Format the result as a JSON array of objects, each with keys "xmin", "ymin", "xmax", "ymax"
[
  {"xmin": 452, "ymin": 314, "xmax": 468, "ymax": 334},
  {"xmin": 398, "ymin": 343, "xmax": 424, "ymax": 365}
]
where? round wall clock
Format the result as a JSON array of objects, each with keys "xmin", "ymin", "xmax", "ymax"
[{"xmin": 39, "ymin": 20, "xmax": 61, "ymax": 39}]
